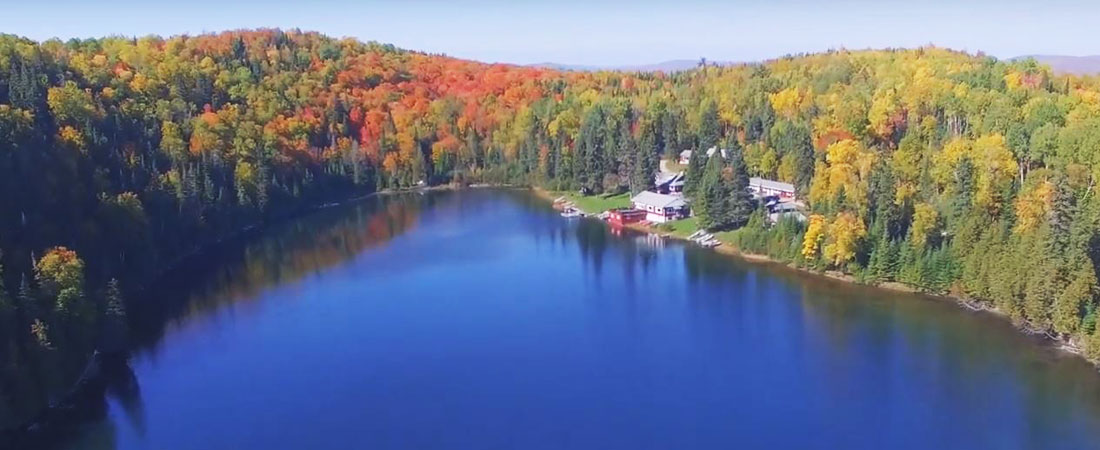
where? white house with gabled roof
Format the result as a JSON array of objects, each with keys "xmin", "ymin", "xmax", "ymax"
[{"xmin": 631, "ymin": 191, "xmax": 689, "ymax": 223}]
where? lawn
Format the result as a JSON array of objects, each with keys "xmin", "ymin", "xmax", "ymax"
[
  {"xmin": 555, "ymin": 191, "xmax": 632, "ymax": 213},
  {"xmin": 663, "ymin": 158, "xmax": 687, "ymax": 173},
  {"xmin": 660, "ymin": 216, "xmax": 700, "ymax": 238}
]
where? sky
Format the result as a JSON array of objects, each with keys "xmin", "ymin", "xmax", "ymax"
[{"xmin": 5, "ymin": 0, "xmax": 1100, "ymax": 66}]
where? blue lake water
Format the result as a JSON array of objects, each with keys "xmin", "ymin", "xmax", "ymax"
[{"xmin": 62, "ymin": 189, "xmax": 1100, "ymax": 449}]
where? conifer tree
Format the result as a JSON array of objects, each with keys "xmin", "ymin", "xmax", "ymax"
[
  {"xmin": 683, "ymin": 146, "xmax": 706, "ymax": 196},
  {"xmin": 629, "ymin": 123, "xmax": 658, "ymax": 194},
  {"xmin": 698, "ymin": 100, "xmax": 721, "ymax": 152},
  {"xmin": 727, "ymin": 148, "xmax": 754, "ymax": 227},
  {"xmin": 102, "ymin": 278, "xmax": 128, "ymax": 353},
  {"xmin": 696, "ymin": 155, "xmax": 730, "ymax": 230}
]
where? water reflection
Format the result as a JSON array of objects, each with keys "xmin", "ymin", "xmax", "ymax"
[
  {"xmin": 128, "ymin": 194, "xmax": 422, "ymax": 352},
  {"xmin": 47, "ymin": 193, "xmax": 423, "ymax": 450},
  {"xmin": 50, "ymin": 190, "xmax": 1100, "ymax": 450},
  {"xmin": 679, "ymin": 244, "xmax": 1100, "ymax": 448}
]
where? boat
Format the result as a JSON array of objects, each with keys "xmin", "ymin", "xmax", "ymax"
[{"xmin": 561, "ymin": 207, "xmax": 584, "ymax": 218}]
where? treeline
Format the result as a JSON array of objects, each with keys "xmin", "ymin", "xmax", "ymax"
[{"xmin": 3, "ymin": 29, "xmax": 1100, "ymax": 427}]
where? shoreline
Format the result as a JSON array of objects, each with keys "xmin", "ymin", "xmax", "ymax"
[{"xmin": 531, "ymin": 187, "xmax": 1092, "ymax": 364}]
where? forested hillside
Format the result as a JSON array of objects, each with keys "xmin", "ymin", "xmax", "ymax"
[{"xmin": 2, "ymin": 29, "xmax": 1100, "ymax": 428}]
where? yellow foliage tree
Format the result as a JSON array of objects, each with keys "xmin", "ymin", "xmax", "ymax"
[
  {"xmin": 1014, "ymin": 180, "xmax": 1055, "ymax": 234},
  {"xmin": 972, "ymin": 134, "xmax": 1019, "ymax": 211},
  {"xmin": 868, "ymin": 88, "xmax": 902, "ymax": 140},
  {"xmin": 931, "ymin": 138, "xmax": 970, "ymax": 187},
  {"xmin": 932, "ymin": 135, "xmax": 1017, "ymax": 212},
  {"xmin": 47, "ymin": 81, "xmax": 101, "ymax": 125},
  {"xmin": 908, "ymin": 202, "xmax": 939, "ymax": 250},
  {"xmin": 810, "ymin": 139, "xmax": 876, "ymax": 210},
  {"xmin": 769, "ymin": 87, "xmax": 804, "ymax": 119},
  {"xmin": 777, "ymin": 152, "xmax": 798, "ymax": 184},
  {"xmin": 35, "ymin": 247, "xmax": 86, "ymax": 315},
  {"xmin": 58, "ymin": 126, "xmax": 85, "ymax": 151},
  {"xmin": 823, "ymin": 213, "xmax": 866, "ymax": 267},
  {"xmin": 802, "ymin": 214, "xmax": 827, "ymax": 261}
]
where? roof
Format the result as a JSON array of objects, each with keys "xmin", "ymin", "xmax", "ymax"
[
  {"xmin": 654, "ymin": 172, "xmax": 684, "ymax": 186},
  {"xmin": 632, "ymin": 191, "xmax": 687, "ymax": 209},
  {"xmin": 679, "ymin": 150, "xmax": 692, "ymax": 157},
  {"xmin": 772, "ymin": 202, "xmax": 800, "ymax": 212},
  {"xmin": 750, "ymin": 177, "xmax": 796, "ymax": 193},
  {"xmin": 705, "ymin": 146, "xmax": 729, "ymax": 158}
]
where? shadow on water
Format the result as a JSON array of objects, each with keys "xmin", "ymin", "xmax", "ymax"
[
  {"xmin": 24, "ymin": 193, "xmax": 427, "ymax": 450},
  {"xmin": 127, "ymin": 193, "xmax": 425, "ymax": 353}
]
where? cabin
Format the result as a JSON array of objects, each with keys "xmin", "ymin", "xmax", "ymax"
[
  {"xmin": 655, "ymin": 172, "xmax": 685, "ymax": 194},
  {"xmin": 678, "ymin": 150, "xmax": 693, "ymax": 165},
  {"xmin": 679, "ymin": 147, "xmax": 729, "ymax": 165},
  {"xmin": 749, "ymin": 177, "xmax": 796, "ymax": 200},
  {"xmin": 631, "ymin": 191, "xmax": 690, "ymax": 223},
  {"xmin": 607, "ymin": 208, "xmax": 647, "ymax": 226}
]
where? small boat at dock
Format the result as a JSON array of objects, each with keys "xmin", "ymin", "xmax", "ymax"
[{"xmin": 561, "ymin": 207, "xmax": 584, "ymax": 218}]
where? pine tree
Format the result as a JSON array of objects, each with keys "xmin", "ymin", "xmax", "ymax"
[
  {"xmin": 683, "ymin": 146, "xmax": 706, "ymax": 196},
  {"xmin": 867, "ymin": 231, "xmax": 898, "ymax": 283},
  {"xmin": 105, "ymin": 279, "xmax": 125, "ymax": 320},
  {"xmin": 727, "ymin": 148, "xmax": 754, "ymax": 227},
  {"xmin": 868, "ymin": 163, "xmax": 899, "ymax": 238},
  {"xmin": 696, "ymin": 155, "xmax": 730, "ymax": 230},
  {"xmin": 102, "ymin": 279, "xmax": 128, "ymax": 353},
  {"xmin": 1052, "ymin": 266, "xmax": 1096, "ymax": 336},
  {"xmin": 577, "ymin": 105, "xmax": 608, "ymax": 193},
  {"xmin": 1048, "ymin": 173, "xmax": 1074, "ymax": 262},
  {"xmin": 950, "ymin": 158, "xmax": 975, "ymax": 224},
  {"xmin": 698, "ymin": 100, "xmax": 721, "ymax": 152},
  {"xmin": 630, "ymin": 122, "xmax": 658, "ymax": 194},
  {"xmin": 16, "ymin": 275, "xmax": 39, "ymax": 323},
  {"xmin": 1023, "ymin": 260, "xmax": 1056, "ymax": 332}
]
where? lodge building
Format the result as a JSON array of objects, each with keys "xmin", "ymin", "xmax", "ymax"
[
  {"xmin": 749, "ymin": 177, "xmax": 796, "ymax": 200},
  {"xmin": 630, "ymin": 191, "xmax": 690, "ymax": 223}
]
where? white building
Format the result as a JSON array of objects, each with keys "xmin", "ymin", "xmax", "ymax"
[
  {"xmin": 631, "ymin": 191, "xmax": 690, "ymax": 223},
  {"xmin": 749, "ymin": 177, "xmax": 796, "ymax": 200},
  {"xmin": 678, "ymin": 150, "xmax": 693, "ymax": 165}
]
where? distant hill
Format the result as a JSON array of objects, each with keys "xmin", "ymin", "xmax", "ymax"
[
  {"xmin": 527, "ymin": 59, "xmax": 735, "ymax": 73},
  {"xmin": 1014, "ymin": 55, "xmax": 1100, "ymax": 76}
]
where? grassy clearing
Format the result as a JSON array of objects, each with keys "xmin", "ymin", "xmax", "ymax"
[
  {"xmin": 553, "ymin": 191, "xmax": 632, "ymax": 213},
  {"xmin": 663, "ymin": 159, "xmax": 687, "ymax": 173},
  {"xmin": 657, "ymin": 217, "xmax": 700, "ymax": 238},
  {"xmin": 714, "ymin": 230, "xmax": 738, "ymax": 244}
]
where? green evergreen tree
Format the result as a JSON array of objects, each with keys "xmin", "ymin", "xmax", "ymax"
[
  {"xmin": 630, "ymin": 122, "xmax": 658, "ymax": 194},
  {"xmin": 576, "ymin": 105, "xmax": 608, "ymax": 193},
  {"xmin": 696, "ymin": 155, "xmax": 730, "ymax": 230},
  {"xmin": 727, "ymin": 148, "xmax": 754, "ymax": 227},
  {"xmin": 698, "ymin": 100, "xmax": 721, "ymax": 152},
  {"xmin": 683, "ymin": 146, "xmax": 706, "ymax": 196},
  {"xmin": 102, "ymin": 279, "xmax": 128, "ymax": 353}
]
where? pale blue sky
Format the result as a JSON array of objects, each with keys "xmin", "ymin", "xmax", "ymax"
[{"xmin": 4, "ymin": 0, "xmax": 1099, "ymax": 65}]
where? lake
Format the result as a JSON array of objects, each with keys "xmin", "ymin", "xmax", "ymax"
[{"xmin": 59, "ymin": 189, "xmax": 1100, "ymax": 449}]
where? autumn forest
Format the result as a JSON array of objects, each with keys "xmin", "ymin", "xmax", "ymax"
[{"xmin": 2, "ymin": 29, "xmax": 1100, "ymax": 430}]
